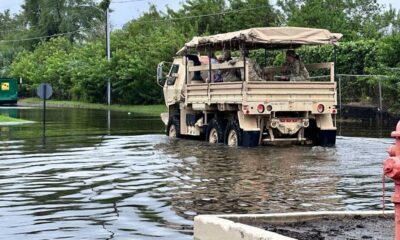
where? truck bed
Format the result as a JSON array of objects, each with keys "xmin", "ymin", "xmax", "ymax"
[{"xmin": 186, "ymin": 81, "xmax": 336, "ymax": 104}]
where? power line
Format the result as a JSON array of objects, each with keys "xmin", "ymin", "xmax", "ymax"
[
  {"xmin": 119, "ymin": 5, "xmax": 271, "ymax": 26},
  {"xmin": 0, "ymin": 30, "xmax": 83, "ymax": 43},
  {"xmin": 112, "ymin": 0, "xmax": 149, "ymax": 3}
]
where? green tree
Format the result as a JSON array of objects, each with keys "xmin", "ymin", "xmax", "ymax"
[
  {"xmin": 278, "ymin": 0, "xmax": 347, "ymax": 33},
  {"xmin": 111, "ymin": 6, "xmax": 186, "ymax": 104},
  {"xmin": 21, "ymin": 0, "xmax": 104, "ymax": 45},
  {"xmin": 277, "ymin": 0, "xmax": 391, "ymax": 40},
  {"xmin": 69, "ymin": 41, "xmax": 109, "ymax": 102},
  {"xmin": 224, "ymin": 0, "xmax": 281, "ymax": 32},
  {"xmin": 167, "ymin": 0, "xmax": 226, "ymax": 35},
  {"xmin": 0, "ymin": 10, "xmax": 27, "ymax": 75},
  {"xmin": 377, "ymin": 33, "xmax": 400, "ymax": 68},
  {"xmin": 8, "ymin": 38, "xmax": 74, "ymax": 99}
]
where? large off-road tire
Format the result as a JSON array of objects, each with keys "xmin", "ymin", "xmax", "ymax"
[
  {"xmin": 206, "ymin": 118, "xmax": 226, "ymax": 144},
  {"xmin": 319, "ymin": 130, "xmax": 336, "ymax": 147},
  {"xmin": 305, "ymin": 119, "xmax": 336, "ymax": 147},
  {"xmin": 167, "ymin": 116, "xmax": 181, "ymax": 139},
  {"xmin": 305, "ymin": 119, "xmax": 319, "ymax": 145},
  {"xmin": 224, "ymin": 119, "xmax": 243, "ymax": 147}
]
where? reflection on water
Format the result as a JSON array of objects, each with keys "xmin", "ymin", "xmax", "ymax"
[
  {"xmin": 0, "ymin": 107, "xmax": 396, "ymax": 239},
  {"xmin": 337, "ymin": 117, "xmax": 399, "ymax": 138}
]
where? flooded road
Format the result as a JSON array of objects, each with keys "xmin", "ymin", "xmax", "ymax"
[{"xmin": 0, "ymin": 107, "xmax": 397, "ymax": 239}]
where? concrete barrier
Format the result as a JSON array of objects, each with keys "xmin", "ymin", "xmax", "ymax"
[{"xmin": 194, "ymin": 210, "xmax": 394, "ymax": 240}]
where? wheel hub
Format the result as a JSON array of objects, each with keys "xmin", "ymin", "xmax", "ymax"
[
  {"xmin": 227, "ymin": 130, "xmax": 238, "ymax": 146},
  {"xmin": 169, "ymin": 125, "xmax": 177, "ymax": 138},
  {"xmin": 209, "ymin": 128, "xmax": 218, "ymax": 143}
]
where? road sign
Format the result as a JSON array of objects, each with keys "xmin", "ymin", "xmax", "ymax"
[{"xmin": 37, "ymin": 83, "xmax": 53, "ymax": 100}]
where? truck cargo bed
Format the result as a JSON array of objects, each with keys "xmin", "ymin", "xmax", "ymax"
[{"xmin": 186, "ymin": 81, "xmax": 336, "ymax": 104}]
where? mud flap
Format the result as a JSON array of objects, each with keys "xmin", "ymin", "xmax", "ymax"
[
  {"xmin": 319, "ymin": 130, "xmax": 336, "ymax": 147},
  {"xmin": 242, "ymin": 131, "xmax": 260, "ymax": 147}
]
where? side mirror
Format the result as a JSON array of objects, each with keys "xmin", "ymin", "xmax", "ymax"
[{"xmin": 157, "ymin": 62, "xmax": 164, "ymax": 87}]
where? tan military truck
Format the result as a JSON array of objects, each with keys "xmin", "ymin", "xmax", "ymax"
[{"xmin": 157, "ymin": 27, "xmax": 342, "ymax": 147}]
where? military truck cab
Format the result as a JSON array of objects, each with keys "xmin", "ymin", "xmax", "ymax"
[{"xmin": 157, "ymin": 27, "xmax": 342, "ymax": 147}]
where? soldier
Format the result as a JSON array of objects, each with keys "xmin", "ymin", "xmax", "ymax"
[
  {"xmin": 246, "ymin": 57, "xmax": 264, "ymax": 81},
  {"xmin": 222, "ymin": 50, "xmax": 232, "ymax": 61},
  {"xmin": 221, "ymin": 50, "xmax": 241, "ymax": 82},
  {"xmin": 281, "ymin": 50, "xmax": 309, "ymax": 81},
  {"xmin": 228, "ymin": 49, "xmax": 264, "ymax": 81}
]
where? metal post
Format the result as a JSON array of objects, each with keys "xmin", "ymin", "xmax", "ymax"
[
  {"xmin": 43, "ymin": 84, "xmax": 47, "ymax": 144},
  {"xmin": 185, "ymin": 50, "xmax": 188, "ymax": 84},
  {"xmin": 77, "ymin": 4, "xmax": 110, "ymax": 105},
  {"xmin": 378, "ymin": 77, "xmax": 383, "ymax": 112},
  {"xmin": 334, "ymin": 46, "xmax": 337, "ymax": 82},
  {"xmin": 338, "ymin": 75, "xmax": 342, "ymax": 137},
  {"xmin": 43, "ymin": 84, "xmax": 46, "ymax": 126},
  {"xmin": 107, "ymin": 110, "xmax": 111, "ymax": 135},
  {"xmin": 338, "ymin": 75, "xmax": 342, "ymax": 112},
  {"xmin": 242, "ymin": 45, "xmax": 246, "ymax": 82},
  {"xmin": 208, "ymin": 46, "xmax": 212, "ymax": 83},
  {"xmin": 106, "ymin": 7, "xmax": 111, "ymax": 106},
  {"xmin": 264, "ymin": 48, "xmax": 267, "ymax": 66},
  {"xmin": 264, "ymin": 48, "xmax": 267, "ymax": 79}
]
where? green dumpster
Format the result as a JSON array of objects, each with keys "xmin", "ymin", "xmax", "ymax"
[{"xmin": 0, "ymin": 78, "xmax": 18, "ymax": 105}]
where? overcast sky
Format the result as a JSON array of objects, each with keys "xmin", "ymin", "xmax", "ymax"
[{"xmin": 1, "ymin": 0, "xmax": 399, "ymax": 29}]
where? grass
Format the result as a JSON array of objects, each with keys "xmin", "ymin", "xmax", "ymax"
[
  {"xmin": 0, "ymin": 115, "xmax": 27, "ymax": 123},
  {"xmin": 19, "ymin": 98, "xmax": 167, "ymax": 117}
]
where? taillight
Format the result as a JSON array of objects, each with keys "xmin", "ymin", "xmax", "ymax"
[
  {"xmin": 317, "ymin": 104, "xmax": 325, "ymax": 113},
  {"xmin": 257, "ymin": 104, "xmax": 265, "ymax": 113}
]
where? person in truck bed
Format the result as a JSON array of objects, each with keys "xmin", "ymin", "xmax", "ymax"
[
  {"xmin": 281, "ymin": 50, "xmax": 309, "ymax": 81},
  {"xmin": 228, "ymin": 49, "xmax": 263, "ymax": 81},
  {"xmin": 219, "ymin": 50, "xmax": 240, "ymax": 82}
]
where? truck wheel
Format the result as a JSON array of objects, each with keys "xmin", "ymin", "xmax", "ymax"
[
  {"xmin": 305, "ymin": 119, "xmax": 319, "ymax": 145},
  {"xmin": 306, "ymin": 119, "xmax": 336, "ymax": 146},
  {"xmin": 224, "ymin": 119, "xmax": 243, "ymax": 147},
  {"xmin": 319, "ymin": 130, "xmax": 336, "ymax": 147},
  {"xmin": 206, "ymin": 118, "xmax": 225, "ymax": 143},
  {"xmin": 167, "ymin": 116, "xmax": 180, "ymax": 138}
]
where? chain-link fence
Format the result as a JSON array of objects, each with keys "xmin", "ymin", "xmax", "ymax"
[
  {"xmin": 337, "ymin": 74, "xmax": 388, "ymax": 111},
  {"xmin": 310, "ymin": 74, "xmax": 398, "ymax": 112}
]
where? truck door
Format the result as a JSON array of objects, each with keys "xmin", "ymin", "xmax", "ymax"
[{"xmin": 163, "ymin": 63, "xmax": 180, "ymax": 105}]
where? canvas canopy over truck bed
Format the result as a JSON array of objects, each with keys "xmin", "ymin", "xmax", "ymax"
[
  {"xmin": 159, "ymin": 27, "xmax": 342, "ymax": 147},
  {"xmin": 177, "ymin": 27, "xmax": 342, "ymax": 54}
]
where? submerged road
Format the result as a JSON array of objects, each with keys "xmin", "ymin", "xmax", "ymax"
[{"xmin": 0, "ymin": 107, "xmax": 396, "ymax": 239}]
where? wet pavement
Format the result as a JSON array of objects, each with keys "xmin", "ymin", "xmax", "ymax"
[
  {"xmin": 260, "ymin": 215, "xmax": 394, "ymax": 240},
  {"xmin": 0, "ymin": 107, "xmax": 397, "ymax": 239}
]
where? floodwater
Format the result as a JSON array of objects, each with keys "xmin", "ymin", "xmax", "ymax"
[{"xmin": 0, "ymin": 107, "xmax": 397, "ymax": 239}]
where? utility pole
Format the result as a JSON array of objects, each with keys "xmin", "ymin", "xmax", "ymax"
[
  {"xmin": 106, "ymin": 7, "xmax": 111, "ymax": 106},
  {"xmin": 100, "ymin": 0, "xmax": 111, "ymax": 106},
  {"xmin": 77, "ymin": 1, "xmax": 111, "ymax": 105}
]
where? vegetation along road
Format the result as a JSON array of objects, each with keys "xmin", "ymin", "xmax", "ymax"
[
  {"xmin": 0, "ymin": 114, "xmax": 27, "ymax": 123},
  {"xmin": 18, "ymin": 98, "xmax": 166, "ymax": 117}
]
